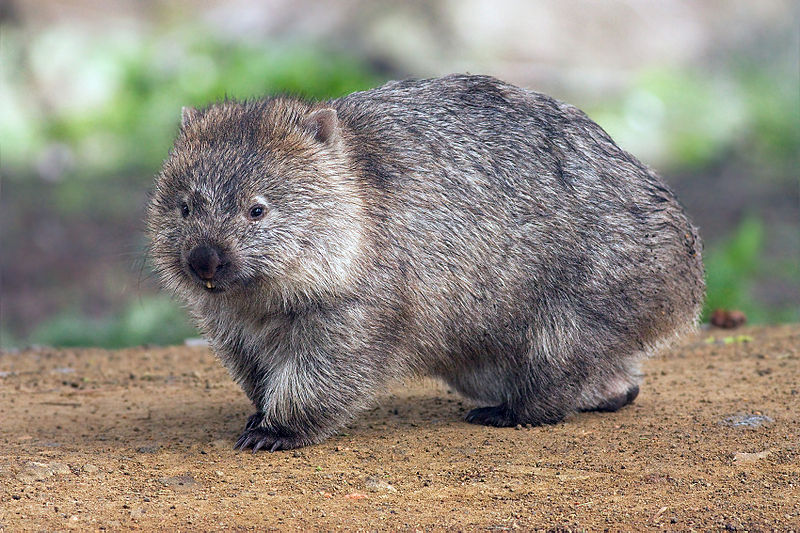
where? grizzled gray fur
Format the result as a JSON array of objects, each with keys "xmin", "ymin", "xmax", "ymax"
[{"xmin": 146, "ymin": 74, "xmax": 705, "ymax": 451}]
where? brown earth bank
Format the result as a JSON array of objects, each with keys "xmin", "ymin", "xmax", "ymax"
[{"xmin": 0, "ymin": 325, "xmax": 798, "ymax": 531}]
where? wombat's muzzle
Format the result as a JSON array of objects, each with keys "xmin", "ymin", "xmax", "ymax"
[{"xmin": 187, "ymin": 244, "xmax": 227, "ymax": 290}]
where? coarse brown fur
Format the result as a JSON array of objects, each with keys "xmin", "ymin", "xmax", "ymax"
[{"xmin": 146, "ymin": 74, "xmax": 705, "ymax": 451}]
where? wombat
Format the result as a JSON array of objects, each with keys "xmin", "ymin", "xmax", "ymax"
[{"xmin": 146, "ymin": 74, "xmax": 704, "ymax": 451}]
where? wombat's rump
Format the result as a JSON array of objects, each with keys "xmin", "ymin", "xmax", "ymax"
[{"xmin": 146, "ymin": 74, "xmax": 704, "ymax": 451}]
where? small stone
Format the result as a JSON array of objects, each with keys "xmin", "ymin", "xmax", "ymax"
[
  {"xmin": 49, "ymin": 463, "xmax": 71, "ymax": 475},
  {"xmin": 137, "ymin": 444, "xmax": 160, "ymax": 454},
  {"xmin": 17, "ymin": 461, "xmax": 70, "ymax": 483},
  {"xmin": 365, "ymin": 476, "xmax": 398, "ymax": 493},
  {"xmin": 710, "ymin": 309, "xmax": 747, "ymax": 329},
  {"xmin": 733, "ymin": 451, "xmax": 770, "ymax": 463},
  {"xmin": 82, "ymin": 464, "xmax": 99, "ymax": 474},
  {"xmin": 722, "ymin": 414, "xmax": 773, "ymax": 428},
  {"xmin": 159, "ymin": 474, "xmax": 197, "ymax": 490}
]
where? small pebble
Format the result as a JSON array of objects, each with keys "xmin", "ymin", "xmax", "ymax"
[
  {"xmin": 365, "ymin": 476, "xmax": 398, "ymax": 493},
  {"xmin": 137, "ymin": 444, "xmax": 160, "ymax": 454},
  {"xmin": 158, "ymin": 475, "xmax": 197, "ymax": 490},
  {"xmin": 17, "ymin": 461, "xmax": 70, "ymax": 483},
  {"xmin": 722, "ymin": 414, "xmax": 773, "ymax": 428},
  {"xmin": 733, "ymin": 451, "xmax": 770, "ymax": 463}
]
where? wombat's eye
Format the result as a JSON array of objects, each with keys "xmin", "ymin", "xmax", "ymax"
[
  {"xmin": 180, "ymin": 202, "xmax": 190, "ymax": 218},
  {"xmin": 248, "ymin": 204, "xmax": 266, "ymax": 221}
]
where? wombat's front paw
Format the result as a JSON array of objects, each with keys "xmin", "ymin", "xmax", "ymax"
[{"xmin": 234, "ymin": 426, "xmax": 305, "ymax": 452}]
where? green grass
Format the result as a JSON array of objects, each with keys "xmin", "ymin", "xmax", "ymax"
[
  {"xmin": 702, "ymin": 216, "xmax": 799, "ymax": 324},
  {"xmin": 26, "ymin": 296, "xmax": 198, "ymax": 349}
]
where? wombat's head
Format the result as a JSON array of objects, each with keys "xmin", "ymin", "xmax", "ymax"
[{"xmin": 146, "ymin": 98, "xmax": 364, "ymax": 306}]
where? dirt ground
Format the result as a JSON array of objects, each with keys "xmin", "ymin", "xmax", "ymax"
[{"xmin": 0, "ymin": 325, "xmax": 798, "ymax": 531}]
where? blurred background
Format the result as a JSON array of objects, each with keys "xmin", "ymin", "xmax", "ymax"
[{"xmin": 1, "ymin": 0, "xmax": 798, "ymax": 349}]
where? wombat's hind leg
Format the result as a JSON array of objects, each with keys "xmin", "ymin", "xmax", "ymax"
[
  {"xmin": 465, "ymin": 404, "xmax": 516, "ymax": 427},
  {"xmin": 465, "ymin": 403, "xmax": 567, "ymax": 427},
  {"xmin": 579, "ymin": 385, "xmax": 639, "ymax": 413}
]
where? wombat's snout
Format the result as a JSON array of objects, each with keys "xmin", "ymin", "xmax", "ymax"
[{"xmin": 187, "ymin": 244, "xmax": 226, "ymax": 289}]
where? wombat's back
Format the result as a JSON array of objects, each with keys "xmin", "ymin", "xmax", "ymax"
[{"xmin": 333, "ymin": 75, "xmax": 704, "ymax": 400}]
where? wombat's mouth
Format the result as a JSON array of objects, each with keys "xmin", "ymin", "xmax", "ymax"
[
  {"xmin": 190, "ymin": 273, "xmax": 255, "ymax": 294},
  {"xmin": 182, "ymin": 272, "xmax": 228, "ymax": 293},
  {"xmin": 195, "ymin": 277, "xmax": 231, "ymax": 293}
]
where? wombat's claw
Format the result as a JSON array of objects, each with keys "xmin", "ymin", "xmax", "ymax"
[
  {"xmin": 244, "ymin": 411, "xmax": 265, "ymax": 431},
  {"xmin": 235, "ymin": 427, "xmax": 301, "ymax": 453},
  {"xmin": 465, "ymin": 405, "xmax": 517, "ymax": 427}
]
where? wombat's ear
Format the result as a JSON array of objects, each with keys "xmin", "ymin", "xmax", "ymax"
[
  {"xmin": 181, "ymin": 106, "xmax": 200, "ymax": 128},
  {"xmin": 302, "ymin": 108, "xmax": 339, "ymax": 145}
]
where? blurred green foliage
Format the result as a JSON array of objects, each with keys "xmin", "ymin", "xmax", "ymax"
[
  {"xmin": 703, "ymin": 217, "xmax": 799, "ymax": 324},
  {"xmin": 25, "ymin": 296, "xmax": 197, "ymax": 349},
  {"xmin": 703, "ymin": 217, "xmax": 763, "ymax": 323},
  {"xmin": 590, "ymin": 63, "xmax": 800, "ymax": 176},
  {"xmin": 2, "ymin": 23, "xmax": 382, "ymax": 200}
]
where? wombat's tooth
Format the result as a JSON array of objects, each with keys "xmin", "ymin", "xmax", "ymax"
[{"xmin": 205, "ymin": 281, "xmax": 214, "ymax": 289}]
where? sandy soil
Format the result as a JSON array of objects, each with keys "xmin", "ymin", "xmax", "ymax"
[{"xmin": 0, "ymin": 325, "xmax": 798, "ymax": 531}]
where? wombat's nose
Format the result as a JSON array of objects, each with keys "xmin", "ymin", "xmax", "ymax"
[{"xmin": 187, "ymin": 245, "xmax": 221, "ymax": 280}]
